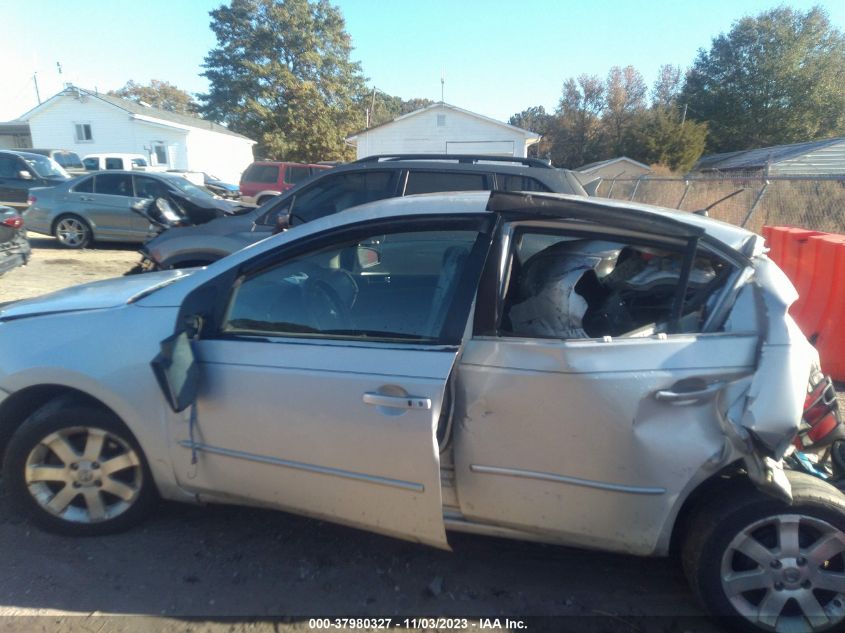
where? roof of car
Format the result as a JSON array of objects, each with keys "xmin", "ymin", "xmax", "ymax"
[
  {"xmin": 0, "ymin": 149, "xmax": 50, "ymax": 160},
  {"xmin": 139, "ymin": 191, "xmax": 757, "ymax": 307}
]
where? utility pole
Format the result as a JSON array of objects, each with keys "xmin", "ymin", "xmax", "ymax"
[
  {"xmin": 33, "ymin": 72, "xmax": 41, "ymax": 104},
  {"xmin": 681, "ymin": 103, "xmax": 688, "ymax": 125},
  {"xmin": 441, "ymin": 67, "xmax": 445, "ymax": 103}
]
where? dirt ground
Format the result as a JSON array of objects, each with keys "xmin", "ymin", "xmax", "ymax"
[{"xmin": 0, "ymin": 238, "xmax": 839, "ymax": 633}]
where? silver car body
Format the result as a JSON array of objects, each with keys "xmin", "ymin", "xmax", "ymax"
[{"xmin": 0, "ymin": 191, "xmax": 816, "ymax": 555}]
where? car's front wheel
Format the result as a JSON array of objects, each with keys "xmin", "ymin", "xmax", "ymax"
[
  {"xmin": 2, "ymin": 398, "xmax": 157, "ymax": 536},
  {"xmin": 53, "ymin": 215, "xmax": 92, "ymax": 248},
  {"xmin": 683, "ymin": 471, "xmax": 845, "ymax": 632}
]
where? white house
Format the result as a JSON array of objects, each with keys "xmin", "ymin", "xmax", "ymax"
[
  {"xmin": 346, "ymin": 102, "xmax": 540, "ymax": 159},
  {"xmin": 17, "ymin": 86, "xmax": 256, "ymax": 183}
]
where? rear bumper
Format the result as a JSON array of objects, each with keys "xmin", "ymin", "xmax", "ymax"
[{"xmin": 0, "ymin": 237, "xmax": 31, "ymax": 275}]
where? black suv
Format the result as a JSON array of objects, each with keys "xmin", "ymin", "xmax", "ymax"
[
  {"xmin": 138, "ymin": 155, "xmax": 586, "ymax": 270},
  {"xmin": 0, "ymin": 150, "xmax": 72, "ymax": 211}
]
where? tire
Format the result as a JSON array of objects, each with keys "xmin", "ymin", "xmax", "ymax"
[
  {"xmin": 682, "ymin": 471, "xmax": 845, "ymax": 633},
  {"xmin": 53, "ymin": 215, "xmax": 92, "ymax": 249},
  {"xmin": 2, "ymin": 397, "xmax": 157, "ymax": 536}
]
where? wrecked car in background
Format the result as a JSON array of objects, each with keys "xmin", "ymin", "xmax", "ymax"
[
  {"xmin": 0, "ymin": 205, "xmax": 31, "ymax": 276},
  {"xmin": 0, "ymin": 191, "xmax": 844, "ymax": 632}
]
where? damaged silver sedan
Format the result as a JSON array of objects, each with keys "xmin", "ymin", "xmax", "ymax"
[{"xmin": 1, "ymin": 191, "xmax": 844, "ymax": 632}]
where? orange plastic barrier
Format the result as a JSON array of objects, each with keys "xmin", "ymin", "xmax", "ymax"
[{"xmin": 763, "ymin": 226, "xmax": 845, "ymax": 381}]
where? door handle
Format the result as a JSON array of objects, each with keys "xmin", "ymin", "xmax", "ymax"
[
  {"xmin": 80, "ymin": 196, "xmax": 94, "ymax": 201},
  {"xmin": 654, "ymin": 381, "xmax": 726, "ymax": 405},
  {"xmin": 363, "ymin": 392, "xmax": 432, "ymax": 410}
]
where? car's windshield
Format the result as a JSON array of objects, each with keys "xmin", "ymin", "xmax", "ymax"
[
  {"xmin": 165, "ymin": 174, "xmax": 215, "ymax": 198},
  {"xmin": 52, "ymin": 152, "xmax": 84, "ymax": 170},
  {"xmin": 24, "ymin": 155, "xmax": 70, "ymax": 179}
]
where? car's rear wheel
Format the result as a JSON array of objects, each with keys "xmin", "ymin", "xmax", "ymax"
[
  {"xmin": 683, "ymin": 471, "xmax": 845, "ymax": 632},
  {"xmin": 54, "ymin": 215, "xmax": 91, "ymax": 249},
  {"xmin": 2, "ymin": 398, "xmax": 157, "ymax": 536}
]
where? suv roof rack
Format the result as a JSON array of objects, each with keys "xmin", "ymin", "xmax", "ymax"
[{"xmin": 352, "ymin": 154, "xmax": 554, "ymax": 169}]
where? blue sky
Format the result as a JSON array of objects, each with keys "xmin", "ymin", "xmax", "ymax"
[{"xmin": 3, "ymin": 0, "xmax": 844, "ymax": 123}]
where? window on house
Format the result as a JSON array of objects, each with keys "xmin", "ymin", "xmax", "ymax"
[
  {"xmin": 153, "ymin": 144, "xmax": 168, "ymax": 166},
  {"xmin": 74, "ymin": 123, "xmax": 93, "ymax": 142},
  {"xmin": 436, "ymin": 115, "xmax": 446, "ymax": 127}
]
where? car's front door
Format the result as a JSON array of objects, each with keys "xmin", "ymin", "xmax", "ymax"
[
  {"xmin": 0, "ymin": 155, "xmax": 32, "ymax": 210},
  {"xmin": 170, "ymin": 215, "xmax": 493, "ymax": 547}
]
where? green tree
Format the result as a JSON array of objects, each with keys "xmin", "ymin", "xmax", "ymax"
[
  {"xmin": 509, "ymin": 106, "xmax": 556, "ymax": 157},
  {"xmin": 363, "ymin": 92, "xmax": 434, "ymax": 128},
  {"xmin": 109, "ymin": 80, "xmax": 198, "ymax": 114},
  {"xmin": 681, "ymin": 6, "xmax": 845, "ymax": 152},
  {"xmin": 604, "ymin": 66, "xmax": 647, "ymax": 154},
  {"xmin": 551, "ymin": 75, "xmax": 606, "ymax": 168},
  {"xmin": 624, "ymin": 108, "xmax": 708, "ymax": 172},
  {"xmin": 200, "ymin": 0, "xmax": 366, "ymax": 161}
]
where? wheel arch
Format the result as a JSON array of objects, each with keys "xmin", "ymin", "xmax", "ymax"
[
  {"xmin": 51, "ymin": 212, "xmax": 94, "ymax": 234},
  {"xmin": 0, "ymin": 385, "xmax": 124, "ymax": 468},
  {"xmin": 667, "ymin": 460, "xmax": 753, "ymax": 557}
]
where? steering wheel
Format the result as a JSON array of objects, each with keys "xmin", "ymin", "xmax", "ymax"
[{"xmin": 303, "ymin": 278, "xmax": 352, "ymax": 331}]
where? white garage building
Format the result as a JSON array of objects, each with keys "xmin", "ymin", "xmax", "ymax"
[
  {"xmin": 346, "ymin": 102, "xmax": 540, "ymax": 159},
  {"xmin": 17, "ymin": 86, "xmax": 255, "ymax": 183}
]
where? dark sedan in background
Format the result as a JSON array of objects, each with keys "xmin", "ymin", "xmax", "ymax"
[
  {"xmin": 24, "ymin": 171, "xmax": 249, "ymax": 248},
  {"xmin": 0, "ymin": 150, "xmax": 71, "ymax": 212},
  {"xmin": 0, "ymin": 205, "xmax": 31, "ymax": 275}
]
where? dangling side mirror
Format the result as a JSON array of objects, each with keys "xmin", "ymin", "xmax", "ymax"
[{"xmin": 273, "ymin": 213, "xmax": 291, "ymax": 235}]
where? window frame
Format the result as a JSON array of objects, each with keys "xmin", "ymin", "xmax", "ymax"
[
  {"xmin": 74, "ymin": 122, "xmax": 93, "ymax": 143},
  {"xmin": 178, "ymin": 214, "xmax": 496, "ymax": 347},
  {"xmin": 473, "ymin": 219, "xmax": 744, "ymax": 340}
]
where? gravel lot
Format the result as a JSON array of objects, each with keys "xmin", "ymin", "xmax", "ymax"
[{"xmin": 0, "ymin": 237, "xmax": 840, "ymax": 633}]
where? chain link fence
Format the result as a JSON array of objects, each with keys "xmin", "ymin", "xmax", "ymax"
[{"xmin": 594, "ymin": 174, "xmax": 845, "ymax": 235}]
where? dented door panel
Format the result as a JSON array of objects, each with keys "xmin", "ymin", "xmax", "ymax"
[{"xmin": 452, "ymin": 333, "xmax": 758, "ymax": 556}]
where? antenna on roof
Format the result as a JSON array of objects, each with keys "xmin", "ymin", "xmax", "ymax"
[{"xmin": 440, "ymin": 67, "xmax": 445, "ymax": 103}]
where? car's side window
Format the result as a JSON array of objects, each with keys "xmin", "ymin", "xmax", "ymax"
[
  {"xmin": 0, "ymin": 156, "xmax": 19, "ymax": 179},
  {"xmin": 499, "ymin": 228, "xmax": 732, "ymax": 340},
  {"xmin": 94, "ymin": 173, "xmax": 133, "ymax": 197},
  {"xmin": 404, "ymin": 171, "xmax": 489, "ymax": 195},
  {"xmin": 496, "ymin": 174, "xmax": 551, "ymax": 192},
  {"xmin": 133, "ymin": 176, "xmax": 169, "ymax": 199},
  {"xmin": 285, "ymin": 165, "xmax": 310, "ymax": 185},
  {"xmin": 71, "ymin": 177, "xmax": 94, "ymax": 193},
  {"xmin": 223, "ymin": 228, "xmax": 479, "ymax": 342},
  {"xmin": 83, "ymin": 158, "xmax": 99, "ymax": 171},
  {"xmin": 245, "ymin": 164, "xmax": 279, "ymax": 184},
  {"xmin": 105, "ymin": 158, "xmax": 123, "ymax": 170},
  {"xmin": 291, "ymin": 170, "xmax": 397, "ymax": 223}
]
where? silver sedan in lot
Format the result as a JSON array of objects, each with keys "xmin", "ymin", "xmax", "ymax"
[
  {"xmin": 0, "ymin": 191, "xmax": 843, "ymax": 632},
  {"xmin": 23, "ymin": 171, "xmax": 238, "ymax": 248}
]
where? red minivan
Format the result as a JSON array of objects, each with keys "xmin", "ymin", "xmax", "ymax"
[{"xmin": 239, "ymin": 161, "xmax": 332, "ymax": 205}]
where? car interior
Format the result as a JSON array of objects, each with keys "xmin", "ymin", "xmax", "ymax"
[
  {"xmin": 223, "ymin": 229, "xmax": 478, "ymax": 341},
  {"xmin": 499, "ymin": 230, "xmax": 732, "ymax": 340}
]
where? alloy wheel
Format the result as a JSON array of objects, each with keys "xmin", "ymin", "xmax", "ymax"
[
  {"xmin": 721, "ymin": 513, "xmax": 845, "ymax": 632},
  {"xmin": 24, "ymin": 426, "xmax": 143, "ymax": 523},
  {"xmin": 55, "ymin": 217, "xmax": 89, "ymax": 247}
]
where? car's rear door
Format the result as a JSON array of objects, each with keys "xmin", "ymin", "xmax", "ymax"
[
  {"xmin": 452, "ymin": 210, "xmax": 758, "ymax": 555},
  {"xmin": 86, "ymin": 173, "xmax": 137, "ymax": 239},
  {"xmin": 170, "ymin": 214, "xmax": 494, "ymax": 547}
]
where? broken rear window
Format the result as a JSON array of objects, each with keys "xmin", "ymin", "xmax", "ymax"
[{"xmin": 499, "ymin": 228, "xmax": 733, "ymax": 340}]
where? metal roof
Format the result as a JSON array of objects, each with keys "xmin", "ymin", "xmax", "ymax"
[{"xmin": 693, "ymin": 136, "xmax": 845, "ymax": 172}]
